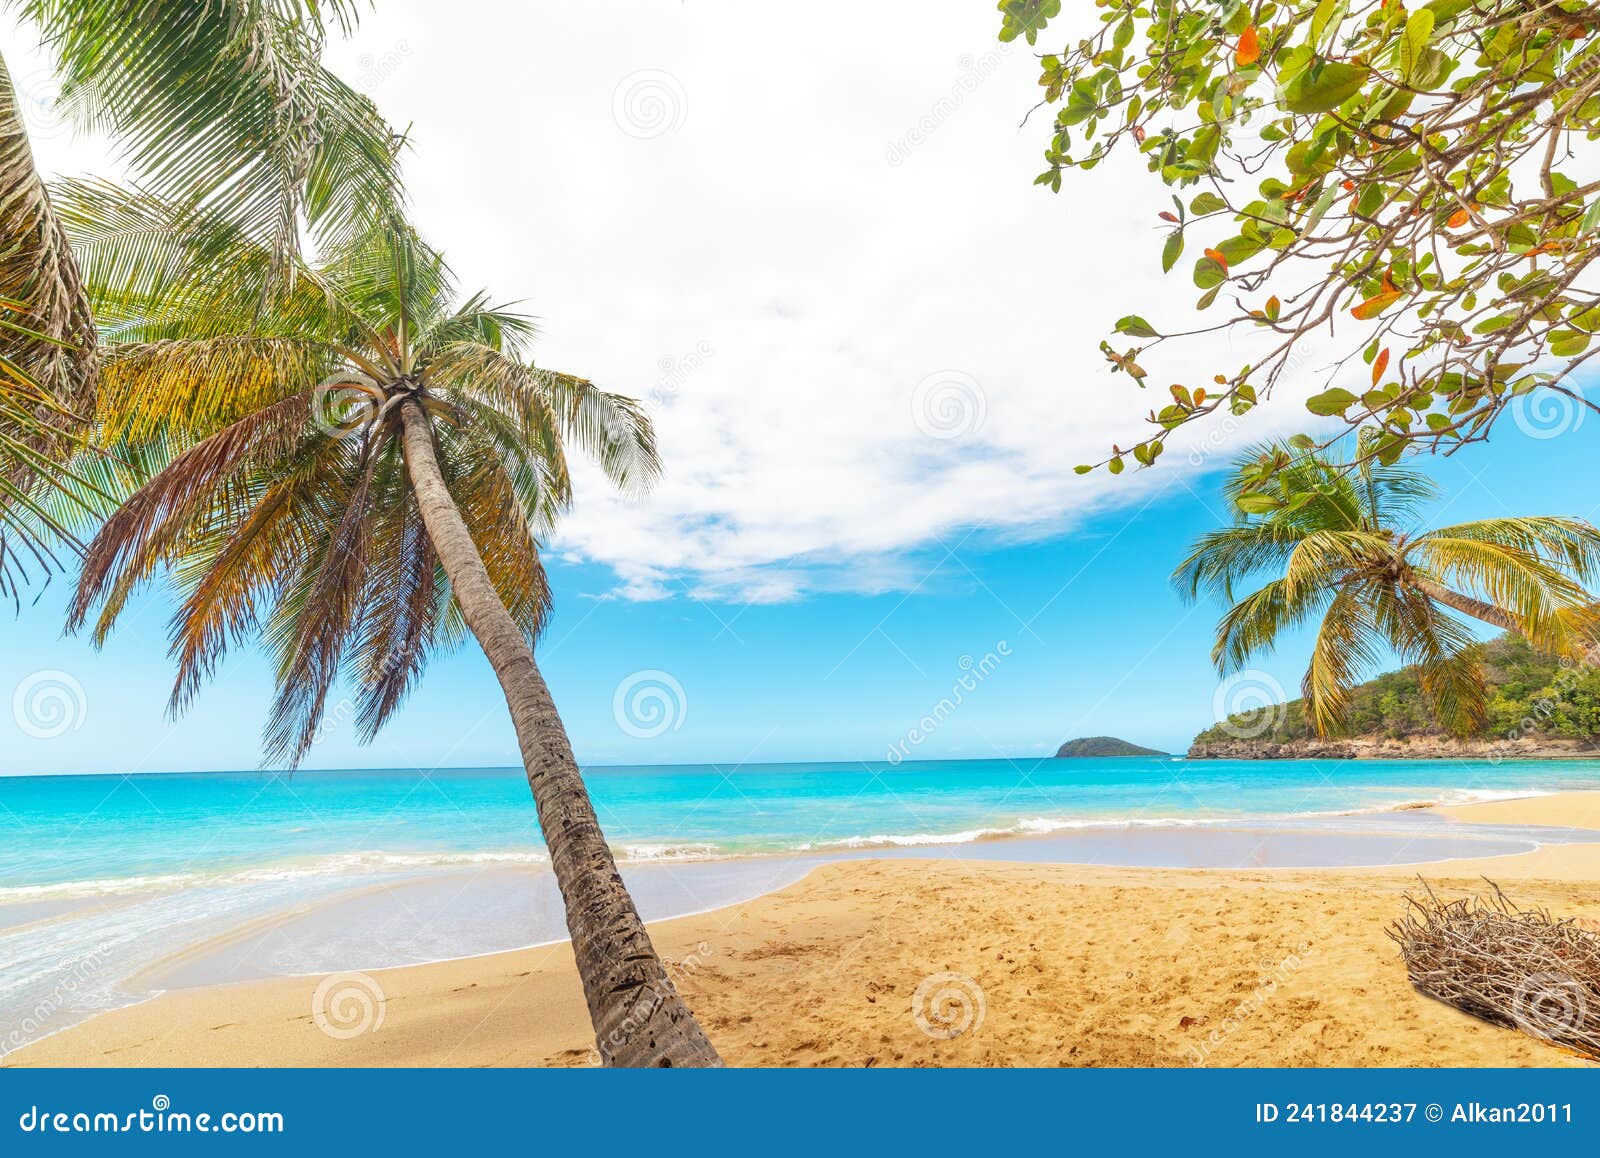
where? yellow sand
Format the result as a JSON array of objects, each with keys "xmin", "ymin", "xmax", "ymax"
[{"xmin": 11, "ymin": 790, "xmax": 1600, "ymax": 1068}]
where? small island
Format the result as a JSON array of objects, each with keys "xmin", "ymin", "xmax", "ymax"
[{"xmin": 1055, "ymin": 736, "xmax": 1168, "ymax": 758}]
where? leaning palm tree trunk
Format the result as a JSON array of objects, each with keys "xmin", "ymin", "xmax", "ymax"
[
  {"xmin": 1413, "ymin": 579, "xmax": 1518, "ymax": 633},
  {"xmin": 398, "ymin": 398, "xmax": 720, "ymax": 1068}
]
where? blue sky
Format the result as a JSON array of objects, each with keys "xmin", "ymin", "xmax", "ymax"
[
  {"xmin": 3, "ymin": 416, "xmax": 1593, "ymax": 776},
  {"xmin": 2, "ymin": 0, "xmax": 1596, "ymax": 775}
]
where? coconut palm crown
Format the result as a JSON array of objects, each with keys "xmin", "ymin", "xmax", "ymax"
[
  {"xmin": 1175, "ymin": 444, "xmax": 1600, "ymax": 738},
  {"xmin": 64, "ymin": 187, "xmax": 655, "ymax": 766}
]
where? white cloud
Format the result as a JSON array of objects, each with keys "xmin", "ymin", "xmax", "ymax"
[{"xmin": 24, "ymin": 2, "xmax": 1343, "ymax": 605}]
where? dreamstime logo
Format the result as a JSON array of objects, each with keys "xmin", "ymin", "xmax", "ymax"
[
  {"xmin": 1212, "ymin": 670, "xmax": 1287, "ymax": 740},
  {"xmin": 1184, "ymin": 941, "xmax": 1311, "ymax": 1065},
  {"xmin": 1512, "ymin": 971, "xmax": 1588, "ymax": 1042},
  {"xmin": 310, "ymin": 373, "xmax": 381, "ymax": 440},
  {"xmin": 885, "ymin": 45, "xmax": 1011, "ymax": 166},
  {"xmin": 355, "ymin": 40, "xmax": 412, "ymax": 88},
  {"xmin": 1488, "ymin": 643, "xmax": 1600, "ymax": 764},
  {"xmin": 12, "ymin": 670, "xmax": 87, "ymax": 740},
  {"xmin": 1, "ymin": 941, "xmax": 113, "ymax": 1058},
  {"xmin": 911, "ymin": 971, "xmax": 986, "ymax": 1040},
  {"xmin": 612, "ymin": 670, "xmax": 687, "ymax": 739},
  {"xmin": 911, "ymin": 370, "xmax": 986, "ymax": 440},
  {"xmin": 1510, "ymin": 384, "xmax": 1586, "ymax": 440},
  {"xmin": 651, "ymin": 341, "xmax": 714, "ymax": 407},
  {"xmin": 311, "ymin": 972, "xmax": 386, "ymax": 1040},
  {"xmin": 311, "ymin": 643, "xmax": 419, "ymax": 746},
  {"xmin": 11, "ymin": 68, "xmax": 76, "ymax": 141},
  {"xmin": 612, "ymin": 69, "xmax": 687, "ymax": 140},
  {"xmin": 886, "ymin": 642, "xmax": 1011, "ymax": 764}
]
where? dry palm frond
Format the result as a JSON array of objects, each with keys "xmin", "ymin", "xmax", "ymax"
[
  {"xmin": 1387, "ymin": 880, "xmax": 1600, "ymax": 1061},
  {"xmin": 0, "ymin": 54, "xmax": 97, "ymax": 597}
]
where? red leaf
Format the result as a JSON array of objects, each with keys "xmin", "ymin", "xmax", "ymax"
[
  {"xmin": 1204, "ymin": 247, "xmax": 1229, "ymax": 270},
  {"xmin": 1372, "ymin": 347, "xmax": 1390, "ymax": 386},
  {"xmin": 1236, "ymin": 25, "xmax": 1261, "ymax": 66},
  {"xmin": 1353, "ymin": 290, "xmax": 1402, "ymax": 320},
  {"xmin": 1447, "ymin": 207, "xmax": 1470, "ymax": 228},
  {"xmin": 1159, "ymin": 211, "xmax": 1179, "ymax": 222}
]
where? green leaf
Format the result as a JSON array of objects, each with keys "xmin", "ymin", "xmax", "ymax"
[
  {"xmin": 1194, "ymin": 256, "xmax": 1228, "ymax": 289},
  {"xmin": 1236, "ymin": 492, "xmax": 1285, "ymax": 514},
  {"xmin": 1283, "ymin": 61, "xmax": 1370, "ymax": 115},
  {"xmin": 1303, "ymin": 185, "xmax": 1339, "ymax": 235},
  {"xmin": 1399, "ymin": 10, "xmax": 1435, "ymax": 83},
  {"xmin": 1115, "ymin": 315, "xmax": 1160, "ymax": 338},
  {"xmin": 1582, "ymin": 196, "xmax": 1600, "ymax": 235},
  {"xmin": 1190, "ymin": 191, "xmax": 1227, "ymax": 214},
  {"xmin": 1215, "ymin": 234, "xmax": 1266, "ymax": 267},
  {"xmin": 1162, "ymin": 230, "xmax": 1184, "ymax": 273},
  {"xmin": 1074, "ymin": 464, "xmax": 1094, "ymax": 475},
  {"xmin": 1310, "ymin": 0, "xmax": 1347, "ymax": 50},
  {"xmin": 1551, "ymin": 330, "xmax": 1592, "ymax": 358},
  {"xmin": 1306, "ymin": 387, "xmax": 1358, "ymax": 416}
]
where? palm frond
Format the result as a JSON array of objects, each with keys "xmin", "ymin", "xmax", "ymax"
[
  {"xmin": 1410, "ymin": 536, "xmax": 1598, "ymax": 656},
  {"xmin": 1212, "ymin": 577, "xmax": 1333, "ymax": 674},
  {"xmin": 1301, "ymin": 583, "xmax": 1385, "ymax": 736},
  {"xmin": 20, "ymin": 0, "xmax": 402, "ymax": 264},
  {"xmin": 1368, "ymin": 581, "xmax": 1488, "ymax": 736},
  {"xmin": 1172, "ymin": 521, "xmax": 1305, "ymax": 604},
  {"xmin": 1420, "ymin": 517, "xmax": 1600, "ymax": 584},
  {"xmin": 68, "ymin": 391, "xmax": 313, "ymax": 642},
  {"xmin": 532, "ymin": 367, "xmax": 661, "ymax": 496},
  {"xmin": 0, "ymin": 54, "xmax": 97, "ymax": 595}
]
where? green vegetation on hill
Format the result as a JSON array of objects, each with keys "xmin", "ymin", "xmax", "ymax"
[
  {"xmin": 1055, "ymin": 736, "xmax": 1167, "ymax": 758},
  {"xmin": 1195, "ymin": 634, "xmax": 1600, "ymax": 747}
]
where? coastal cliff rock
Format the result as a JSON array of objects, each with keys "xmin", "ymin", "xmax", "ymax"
[
  {"xmin": 1187, "ymin": 735, "xmax": 1600, "ymax": 761},
  {"xmin": 1189, "ymin": 630, "xmax": 1600, "ymax": 760}
]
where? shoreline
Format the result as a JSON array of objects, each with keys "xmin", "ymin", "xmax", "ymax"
[
  {"xmin": 0, "ymin": 781, "xmax": 1579, "ymax": 908},
  {"xmin": 9, "ymin": 789, "xmax": 1600, "ymax": 1068}
]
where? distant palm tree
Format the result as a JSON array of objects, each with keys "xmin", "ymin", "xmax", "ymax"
[
  {"xmin": 0, "ymin": 0, "xmax": 398, "ymax": 593},
  {"xmin": 1176, "ymin": 445, "xmax": 1600, "ymax": 737},
  {"xmin": 62, "ymin": 189, "xmax": 719, "ymax": 1067}
]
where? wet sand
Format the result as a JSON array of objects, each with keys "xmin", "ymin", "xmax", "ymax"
[{"xmin": 11, "ymin": 790, "xmax": 1600, "ymax": 1068}]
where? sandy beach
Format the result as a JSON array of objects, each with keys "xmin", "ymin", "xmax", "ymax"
[{"xmin": 10, "ymin": 790, "xmax": 1600, "ymax": 1069}]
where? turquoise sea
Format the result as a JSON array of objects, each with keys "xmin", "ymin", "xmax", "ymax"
[
  {"xmin": 6, "ymin": 755, "xmax": 1600, "ymax": 897},
  {"xmin": 6, "ymin": 755, "xmax": 1600, "ymax": 1055}
]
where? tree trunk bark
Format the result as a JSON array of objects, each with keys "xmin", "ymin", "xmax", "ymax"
[
  {"xmin": 398, "ymin": 397, "xmax": 721, "ymax": 1067},
  {"xmin": 1414, "ymin": 578, "xmax": 1519, "ymax": 632}
]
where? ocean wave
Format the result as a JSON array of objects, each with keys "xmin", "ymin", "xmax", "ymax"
[
  {"xmin": 793, "ymin": 815, "xmax": 1218, "ymax": 851},
  {"xmin": 0, "ymin": 849, "xmax": 551, "ymax": 904},
  {"xmin": 1431, "ymin": 787, "xmax": 1554, "ymax": 806},
  {"xmin": 615, "ymin": 843, "xmax": 724, "ymax": 862},
  {"xmin": 796, "ymin": 827, "xmax": 1010, "ymax": 851}
]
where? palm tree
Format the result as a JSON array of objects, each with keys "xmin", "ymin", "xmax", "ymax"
[
  {"xmin": 62, "ymin": 187, "xmax": 720, "ymax": 1067},
  {"xmin": 1176, "ymin": 444, "xmax": 1600, "ymax": 737},
  {"xmin": 0, "ymin": 0, "xmax": 398, "ymax": 591}
]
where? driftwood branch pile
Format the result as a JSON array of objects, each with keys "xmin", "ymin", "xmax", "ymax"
[{"xmin": 1387, "ymin": 880, "xmax": 1600, "ymax": 1060}]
